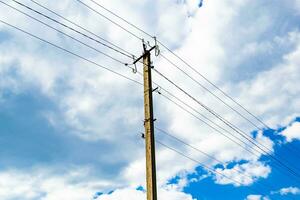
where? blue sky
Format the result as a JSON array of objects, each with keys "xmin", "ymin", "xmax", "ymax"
[{"xmin": 0, "ymin": 0, "xmax": 300, "ymax": 200}]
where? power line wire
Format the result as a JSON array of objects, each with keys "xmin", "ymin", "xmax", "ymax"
[
  {"xmin": 136, "ymin": 70, "xmax": 267, "ymax": 160},
  {"xmin": 77, "ymin": 0, "xmax": 298, "ymax": 170},
  {"xmin": 0, "ymin": 19, "xmax": 143, "ymax": 86},
  {"xmin": 2, "ymin": 0, "xmax": 298, "ymax": 187},
  {"xmin": 75, "ymin": 0, "xmax": 143, "ymax": 41},
  {"xmin": 155, "ymin": 127, "xmax": 290, "ymax": 199},
  {"xmin": 152, "ymin": 68, "xmax": 300, "ymax": 182},
  {"xmin": 10, "ymin": 0, "xmax": 134, "ymax": 60},
  {"xmin": 154, "ymin": 89, "xmax": 300, "ymax": 188},
  {"xmin": 4, "ymin": 2, "xmax": 298, "ymax": 195},
  {"xmin": 155, "ymin": 139, "xmax": 267, "ymax": 196},
  {"xmin": 85, "ymin": 0, "xmax": 153, "ymax": 38},
  {"xmin": 134, "ymin": 65, "xmax": 300, "ymax": 184},
  {"xmin": 83, "ymin": 0, "xmax": 271, "ymax": 130},
  {"xmin": 2, "ymin": 15, "xmax": 299, "ymax": 195},
  {"xmin": 156, "ymin": 92, "xmax": 262, "ymax": 157},
  {"xmin": 158, "ymin": 41, "xmax": 271, "ymax": 129},
  {"xmin": 29, "ymin": 0, "xmax": 135, "ymax": 58},
  {"xmin": 160, "ymin": 54, "xmax": 261, "ymax": 130},
  {"xmin": 75, "ymin": 1, "xmax": 300, "ymax": 181},
  {"xmin": 2, "ymin": 1, "xmax": 131, "ymax": 66},
  {"xmin": 27, "ymin": 0, "xmax": 298, "ymax": 170}
]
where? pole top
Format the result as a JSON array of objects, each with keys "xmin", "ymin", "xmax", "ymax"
[{"xmin": 133, "ymin": 45, "xmax": 157, "ymax": 65}]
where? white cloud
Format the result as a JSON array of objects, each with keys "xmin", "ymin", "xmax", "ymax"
[
  {"xmin": 0, "ymin": 168, "xmax": 115, "ymax": 200},
  {"xmin": 245, "ymin": 194, "xmax": 269, "ymax": 200},
  {"xmin": 280, "ymin": 186, "xmax": 300, "ymax": 195},
  {"xmin": 215, "ymin": 161, "xmax": 271, "ymax": 186},
  {"xmin": 95, "ymin": 187, "xmax": 194, "ymax": 200},
  {"xmin": 272, "ymin": 186, "xmax": 300, "ymax": 196},
  {"xmin": 0, "ymin": 169, "xmax": 194, "ymax": 200},
  {"xmin": 280, "ymin": 121, "xmax": 300, "ymax": 142}
]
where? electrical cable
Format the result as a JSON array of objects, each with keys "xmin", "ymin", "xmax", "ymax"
[
  {"xmin": 155, "ymin": 127, "xmax": 292, "ymax": 199},
  {"xmin": 83, "ymin": 0, "xmax": 272, "ymax": 130},
  {"xmin": 29, "ymin": 0, "xmax": 135, "ymax": 58},
  {"xmin": 155, "ymin": 139, "xmax": 268, "ymax": 196},
  {"xmin": 75, "ymin": 0, "xmax": 143, "ymax": 41},
  {"xmin": 0, "ymin": 19, "xmax": 143, "ymax": 87},
  {"xmin": 10, "ymin": 0, "xmax": 134, "ymax": 60},
  {"xmin": 152, "ymin": 68, "xmax": 300, "ymax": 181},
  {"xmin": 75, "ymin": 2, "xmax": 300, "ymax": 181},
  {"xmin": 160, "ymin": 54, "xmax": 261, "ymax": 130},
  {"xmin": 159, "ymin": 41, "xmax": 271, "ymax": 129},
  {"xmin": 1, "ymin": 1, "xmax": 131, "ymax": 66}
]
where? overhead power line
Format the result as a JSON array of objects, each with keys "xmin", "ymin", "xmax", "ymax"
[
  {"xmin": 155, "ymin": 139, "xmax": 266, "ymax": 196},
  {"xmin": 1, "ymin": 0, "xmax": 300, "ymax": 192},
  {"xmin": 29, "ymin": 0, "xmax": 135, "ymax": 58},
  {"xmin": 85, "ymin": 0, "xmax": 153, "ymax": 38},
  {"xmin": 10, "ymin": 0, "xmax": 134, "ymax": 60},
  {"xmin": 0, "ymin": 20, "xmax": 143, "ymax": 86},
  {"xmin": 74, "ymin": 1, "xmax": 300, "ymax": 182},
  {"xmin": 159, "ymin": 54, "xmax": 261, "ymax": 130},
  {"xmin": 158, "ymin": 41, "xmax": 271, "ymax": 129},
  {"xmin": 156, "ymin": 92, "xmax": 262, "ymax": 157},
  {"xmin": 156, "ymin": 138, "xmax": 294, "ymax": 200},
  {"xmin": 133, "ymin": 64, "xmax": 300, "ymax": 185},
  {"xmin": 2, "ymin": 1, "xmax": 131, "ymax": 66},
  {"xmin": 13, "ymin": 0, "xmax": 299, "ymax": 184},
  {"xmin": 152, "ymin": 68, "xmax": 300, "ymax": 182},
  {"xmin": 155, "ymin": 127, "xmax": 289, "ymax": 199},
  {"xmin": 81, "ymin": 0, "xmax": 271, "ymax": 130},
  {"xmin": 75, "ymin": 0, "xmax": 143, "ymax": 41},
  {"xmin": 154, "ymin": 89, "xmax": 300, "ymax": 187}
]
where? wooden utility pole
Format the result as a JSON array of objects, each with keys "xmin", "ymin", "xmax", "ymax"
[
  {"xmin": 134, "ymin": 43, "xmax": 157, "ymax": 200},
  {"xmin": 143, "ymin": 44, "xmax": 157, "ymax": 200}
]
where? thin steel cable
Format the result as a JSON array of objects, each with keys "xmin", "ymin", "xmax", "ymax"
[
  {"xmin": 158, "ymin": 42, "xmax": 270, "ymax": 129},
  {"xmin": 75, "ymin": 0, "xmax": 143, "ymax": 41},
  {"xmin": 138, "ymin": 68, "xmax": 300, "ymax": 182},
  {"xmin": 153, "ymin": 68, "xmax": 300, "ymax": 181},
  {"xmin": 9, "ymin": 0, "xmax": 297, "ymax": 182},
  {"xmin": 132, "ymin": 60, "xmax": 300, "ymax": 185},
  {"xmin": 155, "ymin": 91, "xmax": 300, "ymax": 188},
  {"xmin": 155, "ymin": 127, "xmax": 290, "ymax": 199},
  {"xmin": 157, "ymin": 92, "xmax": 262, "ymax": 157},
  {"xmin": 11, "ymin": 0, "xmax": 134, "ymax": 60},
  {"xmin": 29, "ymin": 0, "xmax": 135, "ymax": 58},
  {"xmin": 3, "ymin": 8, "xmax": 297, "ymax": 196},
  {"xmin": 160, "ymin": 54, "xmax": 261, "ymax": 130},
  {"xmin": 82, "ymin": 0, "xmax": 270, "ymax": 129},
  {"xmin": 155, "ymin": 140, "xmax": 267, "ymax": 195},
  {"xmin": 0, "ymin": 20, "xmax": 143, "ymax": 86},
  {"xmin": 136, "ymin": 70, "xmax": 265, "ymax": 159},
  {"xmin": 77, "ymin": 1, "xmax": 300, "ymax": 179},
  {"xmin": 2, "ymin": 1, "xmax": 130, "ymax": 66},
  {"xmin": 86, "ymin": 0, "xmax": 153, "ymax": 38}
]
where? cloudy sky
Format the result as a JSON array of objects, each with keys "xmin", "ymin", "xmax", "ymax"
[{"xmin": 0, "ymin": 0, "xmax": 300, "ymax": 199}]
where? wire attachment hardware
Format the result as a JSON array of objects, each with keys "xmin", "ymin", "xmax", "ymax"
[
  {"xmin": 152, "ymin": 86, "xmax": 161, "ymax": 94},
  {"xmin": 147, "ymin": 40, "xmax": 152, "ymax": 48},
  {"xmin": 131, "ymin": 55, "xmax": 137, "ymax": 73},
  {"xmin": 153, "ymin": 37, "xmax": 160, "ymax": 56}
]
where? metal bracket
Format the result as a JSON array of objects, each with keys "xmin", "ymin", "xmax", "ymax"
[
  {"xmin": 152, "ymin": 87, "xmax": 161, "ymax": 94},
  {"xmin": 131, "ymin": 55, "xmax": 137, "ymax": 73},
  {"xmin": 143, "ymin": 118, "xmax": 157, "ymax": 126},
  {"xmin": 153, "ymin": 37, "xmax": 160, "ymax": 56},
  {"xmin": 147, "ymin": 40, "xmax": 151, "ymax": 48},
  {"xmin": 133, "ymin": 45, "xmax": 157, "ymax": 65}
]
